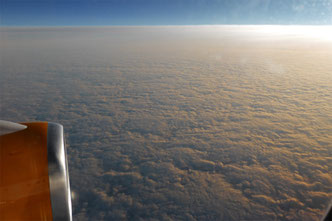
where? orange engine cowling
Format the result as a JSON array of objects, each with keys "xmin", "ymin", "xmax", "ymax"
[{"xmin": 0, "ymin": 121, "xmax": 72, "ymax": 221}]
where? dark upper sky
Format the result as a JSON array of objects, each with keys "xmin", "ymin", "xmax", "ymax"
[{"xmin": 1, "ymin": 0, "xmax": 332, "ymax": 26}]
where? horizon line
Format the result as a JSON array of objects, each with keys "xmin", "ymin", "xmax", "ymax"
[{"xmin": 1, "ymin": 24, "xmax": 332, "ymax": 28}]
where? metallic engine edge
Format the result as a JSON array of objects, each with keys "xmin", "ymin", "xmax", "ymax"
[{"xmin": 47, "ymin": 123, "xmax": 72, "ymax": 221}]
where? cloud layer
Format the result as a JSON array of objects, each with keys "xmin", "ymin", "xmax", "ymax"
[{"xmin": 1, "ymin": 26, "xmax": 331, "ymax": 220}]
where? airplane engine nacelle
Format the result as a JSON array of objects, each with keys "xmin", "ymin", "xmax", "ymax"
[{"xmin": 0, "ymin": 121, "xmax": 72, "ymax": 221}]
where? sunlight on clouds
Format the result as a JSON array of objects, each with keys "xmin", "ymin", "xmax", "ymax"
[
  {"xmin": 0, "ymin": 26, "xmax": 331, "ymax": 220},
  {"xmin": 250, "ymin": 25, "xmax": 332, "ymax": 41}
]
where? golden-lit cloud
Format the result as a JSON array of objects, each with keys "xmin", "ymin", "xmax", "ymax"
[{"xmin": 0, "ymin": 26, "xmax": 331, "ymax": 220}]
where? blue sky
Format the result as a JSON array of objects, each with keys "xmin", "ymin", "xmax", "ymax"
[{"xmin": 1, "ymin": 0, "xmax": 332, "ymax": 26}]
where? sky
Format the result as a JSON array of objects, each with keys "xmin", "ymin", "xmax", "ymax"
[{"xmin": 1, "ymin": 0, "xmax": 332, "ymax": 26}]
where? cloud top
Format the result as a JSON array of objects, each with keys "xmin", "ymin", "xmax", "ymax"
[{"xmin": 0, "ymin": 26, "xmax": 331, "ymax": 220}]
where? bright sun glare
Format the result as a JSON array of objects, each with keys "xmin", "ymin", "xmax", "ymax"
[{"xmin": 255, "ymin": 25, "xmax": 332, "ymax": 41}]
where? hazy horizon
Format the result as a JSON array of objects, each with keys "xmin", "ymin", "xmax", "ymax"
[{"xmin": 2, "ymin": 24, "xmax": 331, "ymax": 27}]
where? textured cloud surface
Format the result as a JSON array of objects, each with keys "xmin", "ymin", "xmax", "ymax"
[{"xmin": 1, "ymin": 26, "xmax": 331, "ymax": 220}]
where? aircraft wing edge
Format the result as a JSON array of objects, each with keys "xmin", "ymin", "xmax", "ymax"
[{"xmin": 47, "ymin": 122, "xmax": 72, "ymax": 221}]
